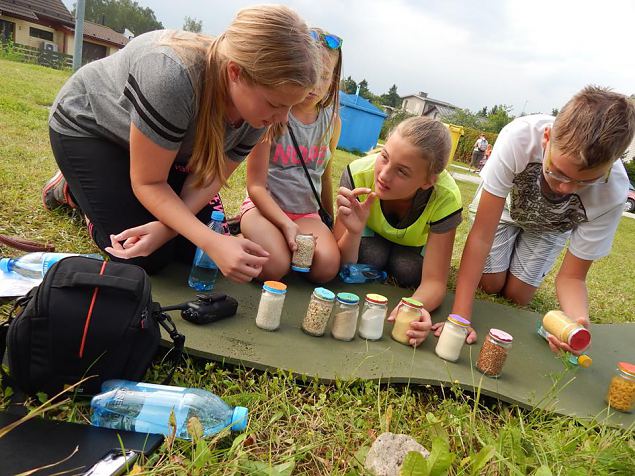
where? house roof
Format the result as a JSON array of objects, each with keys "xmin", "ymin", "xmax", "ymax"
[
  {"xmin": 402, "ymin": 92, "xmax": 458, "ymax": 110},
  {"xmin": 81, "ymin": 20, "xmax": 129, "ymax": 47},
  {"xmin": 0, "ymin": 0, "xmax": 74, "ymax": 26}
]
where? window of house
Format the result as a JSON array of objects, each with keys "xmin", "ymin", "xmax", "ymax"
[
  {"xmin": 29, "ymin": 27, "xmax": 54, "ymax": 42},
  {"xmin": 403, "ymin": 99, "xmax": 408, "ymax": 109},
  {"xmin": 0, "ymin": 19, "xmax": 16, "ymax": 42}
]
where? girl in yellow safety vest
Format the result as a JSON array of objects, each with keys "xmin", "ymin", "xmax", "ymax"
[{"xmin": 334, "ymin": 117, "xmax": 463, "ymax": 347}]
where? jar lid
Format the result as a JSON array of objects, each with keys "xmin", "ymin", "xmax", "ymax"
[
  {"xmin": 489, "ymin": 328, "xmax": 513, "ymax": 342},
  {"xmin": 313, "ymin": 287, "xmax": 335, "ymax": 301},
  {"xmin": 263, "ymin": 281, "xmax": 287, "ymax": 294},
  {"xmin": 400, "ymin": 297, "xmax": 423, "ymax": 308},
  {"xmin": 365, "ymin": 293, "xmax": 388, "ymax": 304},
  {"xmin": 617, "ymin": 362, "xmax": 635, "ymax": 376},
  {"xmin": 577, "ymin": 354, "xmax": 592, "ymax": 368},
  {"xmin": 568, "ymin": 327, "xmax": 591, "ymax": 351},
  {"xmin": 291, "ymin": 265, "xmax": 311, "ymax": 273},
  {"xmin": 337, "ymin": 292, "xmax": 359, "ymax": 304},
  {"xmin": 447, "ymin": 314, "xmax": 470, "ymax": 327}
]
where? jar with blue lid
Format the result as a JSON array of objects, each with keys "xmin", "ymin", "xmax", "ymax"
[
  {"xmin": 255, "ymin": 281, "xmax": 287, "ymax": 331},
  {"xmin": 291, "ymin": 234, "xmax": 316, "ymax": 272},
  {"xmin": 302, "ymin": 287, "xmax": 335, "ymax": 336},
  {"xmin": 331, "ymin": 292, "xmax": 360, "ymax": 341}
]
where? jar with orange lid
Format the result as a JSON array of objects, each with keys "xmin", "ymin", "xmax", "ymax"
[
  {"xmin": 606, "ymin": 362, "xmax": 635, "ymax": 413},
  {"xmin": 391, "ymin": 297, "xmax": 424, "ymax": 345},
  {"xmin": 542, "ymin": 310, "xmax": 591, "ymax": 352},
  {"xmin": 358, "ymin": 293, "xmax": 388, "ymax": 340},
  {"xmin": 255, "ymin": 281, "xmax": 287, "ymax": 331}
]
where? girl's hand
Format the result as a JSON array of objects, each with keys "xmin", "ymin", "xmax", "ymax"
[
  {"xmin": 336, "ymin": 187, "xmax": 376, "ymax": 235},
  {"xmin": 106, "ymin": 221, "xmax": 176, "ymax": 258},
  {"xmin": 207, "ymin": 235, "xmax": 270, "ymax": 283},
  {"xmin": 282, "ymin": 220, "xmax": 300, "ymax": 252},
  {"xmin": 431, "ymin": 321, "xmax": 478, "ymax": 344},
  {"xmin": 387, "ymin": 305, "xmax": 432, "ymax": 347},
  {"xmin": 546, "ymin": 316, "xmax": 590, "ymax": 355}
]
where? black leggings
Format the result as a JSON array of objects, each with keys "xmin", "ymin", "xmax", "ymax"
[
  {"xmin": 358, "ymin": 234, "xmax": 424, "ymax": 288},
  {"xmin": 49, "ymin": 128, "xmax": 213, "ymax": 274}
]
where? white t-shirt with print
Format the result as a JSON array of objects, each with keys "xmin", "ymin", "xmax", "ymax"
[{"xmin": 470, "ymin": 114, "xmax": 629, "ymax": 261}]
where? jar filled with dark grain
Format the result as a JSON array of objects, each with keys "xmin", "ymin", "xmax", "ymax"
[{"xmin": 476, "ymin": 329, "xmax": 513, "ymax": 378}]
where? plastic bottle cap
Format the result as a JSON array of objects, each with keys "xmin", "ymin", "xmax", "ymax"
[
  {"xmin": 447, "ymin": 314, "xmax": 471, "ymax": 327},
  {"xmin": 0, "ymin": 258, "xmax": 10, "ymax": 273},
  {"xmin": 569, "ymin": 327, "xmax": 591, "ymax": 351},
  {"xmin": 313, "ymin": 287, "xmax": 335, "ymax": 301},
  {"xmin": 211, "ymin": 211, "xmax": 225, "ymax": 222},
  {"xmin": 263, "ymin": 281, "xmax": 287, "ymax": 294},
  {"xmin": 365, "ymin": 293, "xmax": 388, "ymax": 304},
  {"xmin": 291, "ymin": 265, "xmax": 311, "ymax": 273},
  {"xmin": 231, "ymin": 406, "xmax": 248, "ymax": 431},
  {"xmin": 577, "ymin": 354, "xmax": 592, "ymax": 368},
  {"xmin": 617, "ymin": 362, "xmax": 635, "ymax": 376},
  {"xmin": 489, "ymin": 328, "xmax": 513, "ymax": 342},
  {"xmin": 400, "ymin": 297, "xmax": 423, "ymax": 308},
  {"xmin": 336, "ymin": 292, "xmax": 359, "ymax": 304}
]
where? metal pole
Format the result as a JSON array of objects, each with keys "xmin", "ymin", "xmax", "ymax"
[{"xmin": 72, "ymin": 0, "xmax": 86, "ymax": 71}]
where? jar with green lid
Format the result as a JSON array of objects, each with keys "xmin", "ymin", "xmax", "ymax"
[
  {"xmin": 358, "ymin": 293, "xmax": 388, "ymax": 340},
  {"xmin": 606, "ymin": 362, "xmax": 635, "ymax": 413},
  {"xmin": 302, "ymin": 287, "xmax": 335, "ymax": 336},
  {"xmin": 435, "ymin": 314, "xmax": 470, "ymax": 362},
  {"xmin": 391, "ymin": 297, "xmax": 424, "ymax": 345},
  {"xmin": 476, "ymin": 328, "xmax": 513, "ymax": 377},
  {"xmin": 331, "ymin": 292, "xmax": 360, "ymax": 341},
  {"xmin": 255, "ymin": 281, "xmax": 287, "ymax": 331}
]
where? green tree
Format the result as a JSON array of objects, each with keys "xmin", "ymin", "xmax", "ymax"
[
  {"xmin": 182, "ymin": 16, "xmax": 202, "ymax": 33},
  {"xmin": 486, "ymin": 104, "xmax": 514, "ymax": 132},
  {"xmin": 358, "ymin": 79, "xmax": 370, "ymax": 98},
  {"xmin": 379, "ymin": 110, "xmax": 414, "ymax": 140},
  {"xmin": 551, "ymin": 108, "xmax": 559, "ymax": 116},
  {"xmin": 339, "ymin": 76, "xmax": 357, "ymax": 94},
  {"xmin": 380, "ymin": 84, "xmax": 402, "ymax": 108},
  {"xmin": 79, "ymin": 0, "xmax": 163, "ymax": 35},
  {"xmin": 444, "ymin": 108, "xmax": 483, "ymax": 130}
]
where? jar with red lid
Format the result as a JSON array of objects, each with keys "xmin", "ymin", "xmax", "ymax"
[
  {"xmin": 476, "ymin": 328, "xmax": 513, "ymax": 377},
  {"xmin": 606, "ymin": 362, "xmax": 635, "ymax": 413}
]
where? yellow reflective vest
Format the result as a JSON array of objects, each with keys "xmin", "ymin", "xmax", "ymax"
[{"xmin": 347, "ymin": 154, "xmax": 462, "ymax": 247}]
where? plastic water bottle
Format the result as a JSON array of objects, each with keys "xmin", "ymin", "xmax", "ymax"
[
  {"xmin": 91, "ymin": 379, "xmax": 248, "ymax": 440},
  {"xmin": 0, "ymin": 252, "xmax": 103, "ymax": 280},
  {"xmin": 188, "ymin": 211, "xmax": 225, "ymax": 291},
  {"xmin": 339, "ymin": 263, "xmax": 387, "ymax": 284},
  {"xmin": 536, "ymin": 323, "xmax": 592, "ymax": 368}
]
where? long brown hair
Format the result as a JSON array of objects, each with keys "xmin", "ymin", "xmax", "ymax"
[{"xmin": 166, "ymin": 5, "xmax": 320, "ymax": 188}]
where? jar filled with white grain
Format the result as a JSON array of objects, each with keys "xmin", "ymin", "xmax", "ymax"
[
  {"xmin": 331, "ymin": 292, "xmax": 360, "ymax": 341},
  {"xmin": 291, "ymin": 233, "xmax": 316, "ymax": 272},
  {"xmin": 255, "ymin": 281, "xmax": 287, "ymax": 331},
  {"xmin": 301, "ymin": 287, "xmax": 335, "ymax": 336},
  {"xmin": 358, "ymin": 293, "xmax": 388, "ymax": 340},
  {"xmin": 435, "ymin": 314, "xmax": 470, "ymax": 362}
]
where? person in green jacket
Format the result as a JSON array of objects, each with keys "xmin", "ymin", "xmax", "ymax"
[{"xmin": 334, "ymin": 117, "xmax": 463, "ymax": 347}]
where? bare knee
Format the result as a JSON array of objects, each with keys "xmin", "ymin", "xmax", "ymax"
[
  {"xmin": 478, "ymin": 272, "xmax": 506, "ymax": 295},
  {"xmin": 259, "ymin": 254, "xmax": 291, "ymax": 281},
  {"xmin": 501, "ymin": 276, "xmax": 537, "ymax": 306}
]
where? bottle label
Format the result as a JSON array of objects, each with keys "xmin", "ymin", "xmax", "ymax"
[
  {"xmin": 137, "ymin": 382, "xmax": 186, "ymax": 392},
  {"xmin": 133, "ymin": 390, "xmax": 188, "ymax": 435}
]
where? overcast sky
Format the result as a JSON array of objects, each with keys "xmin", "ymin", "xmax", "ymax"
[{"xmin": 63, "ymin": 0, "xmax": 635, "ymax": 115}]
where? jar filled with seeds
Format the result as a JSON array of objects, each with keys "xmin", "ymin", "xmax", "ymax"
[
  {"xmin": 435, "ymin": 314, "xmax": 471, "ymax": 362},
  {"xmin": 606, "ymin": 361, "xmax": 635, "ymax": 413},
  {"xmin": 358, "ymin": 293, "xmax": 388, "ymax": 340},
  {"xmin": 391, "ymin": 297, "xmax": 424, "ymax": 345},
  {"xmin": 331, "ymin": 292, "xmax": 360, "ymax": 341},
  {"xmin": 291, "ymin": 233, "xmax": 316, "ymax": 272},
  {"xmin": 302, "ymin": 287, "xmax": 335, "ymax": 336},
  {"xmin": 476, "ymin": 329, "xmax": 513, "ymax": 377},
  {"xmin": 255, "ymin": 281, "xmax": 287, "ymax": 331},
  {"xmin": 542, "ymin": 310, "xmax": 591, "ymax": 352}
]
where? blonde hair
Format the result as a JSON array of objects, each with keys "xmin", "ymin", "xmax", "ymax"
[
  {"xmin": 553, "ymin": 85, "xmax": 635, "ymax": 170},
  {"xmin": 389, "ymin": 117, "xmax": 452, "ymax": 178},
  {"xmin": 166, "ymin": 5, "xmax": 320, "ymax": 187}
]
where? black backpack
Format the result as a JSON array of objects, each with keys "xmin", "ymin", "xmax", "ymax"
[{"xmin": 0, "ymin": 256, "xmax": 184, "ymax": 397}]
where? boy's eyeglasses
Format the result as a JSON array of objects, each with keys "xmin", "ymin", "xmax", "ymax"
[
  {"xmin": 543, "ymin": 141, "xmax": 610, "ymax": 185},
  {"xmin": 310, "ymin": 30, "xmax": 343, "ymax": 49}
]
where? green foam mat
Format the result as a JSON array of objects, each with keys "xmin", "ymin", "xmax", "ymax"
[{"xmin": 151, "ymin": 263, "xmax": 635, "ymax": 428}]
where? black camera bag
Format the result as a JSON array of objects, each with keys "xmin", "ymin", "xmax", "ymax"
[{"xmin": 0, "ymin": 256, "xmax": 184, "ymax": 397}]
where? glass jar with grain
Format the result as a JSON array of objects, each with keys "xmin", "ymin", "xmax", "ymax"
[
  {"xmin": 301, "ymin": 287, "xmax": 335, "ymax": 336},
  {"xmin": 391, "ymin": 297, "xmax": 424, "ymax": 345},
  {"xmin": 476, "ymin": 328, "xmax": 513, "ymax": 377}
]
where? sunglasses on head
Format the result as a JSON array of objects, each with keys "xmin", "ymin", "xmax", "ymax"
[{"xmin": 310, "ymin": 30, "xmax": 343, "ymax": 49}]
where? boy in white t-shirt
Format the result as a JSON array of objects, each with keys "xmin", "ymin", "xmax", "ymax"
[{"xmin": 434, "ymin": 86, "xmax": 635, "ymax": 353}]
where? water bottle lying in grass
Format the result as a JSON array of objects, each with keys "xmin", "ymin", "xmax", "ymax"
[
  {"xmin": 0, "ymin": 252, "xmax": 102, "ymax": 280},
  {"xmin": 91, "ymin": 380, "xmax": 248, "ymax": 440}
]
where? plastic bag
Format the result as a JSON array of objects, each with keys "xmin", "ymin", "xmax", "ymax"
[{"xmin": 339, "ymin": 263, "xmax": 387, "ymax": 284}]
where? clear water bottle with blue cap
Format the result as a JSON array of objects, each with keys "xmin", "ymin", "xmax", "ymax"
[
  {"xmin": 91, "ymin": 379, "xmax": 248, "ymax": 440},
  {"xmin": 0, "ymin": 252, "xmax": 102, "ymax": 280},
  {"xmin": 331, "ymin": 292, "xmax": 360, "ymax": 341},
  {"xmin": 188, "ymin": 211, "xmax": 225, "ymax": 291}
]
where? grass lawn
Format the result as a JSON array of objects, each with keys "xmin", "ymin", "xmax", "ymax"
[{"xmin": 1, "ymin": 58, "xmax": 635, "ymax": 474}]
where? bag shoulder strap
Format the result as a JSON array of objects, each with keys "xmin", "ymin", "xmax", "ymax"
[{"xmin": 287, "ymin": 125, "xmax": 329, "ymax": 217}]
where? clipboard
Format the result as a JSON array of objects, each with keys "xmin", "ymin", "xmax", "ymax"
[{"xmin": 0, "ymin": 412, "xmax": 164, "ymax": 475}]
